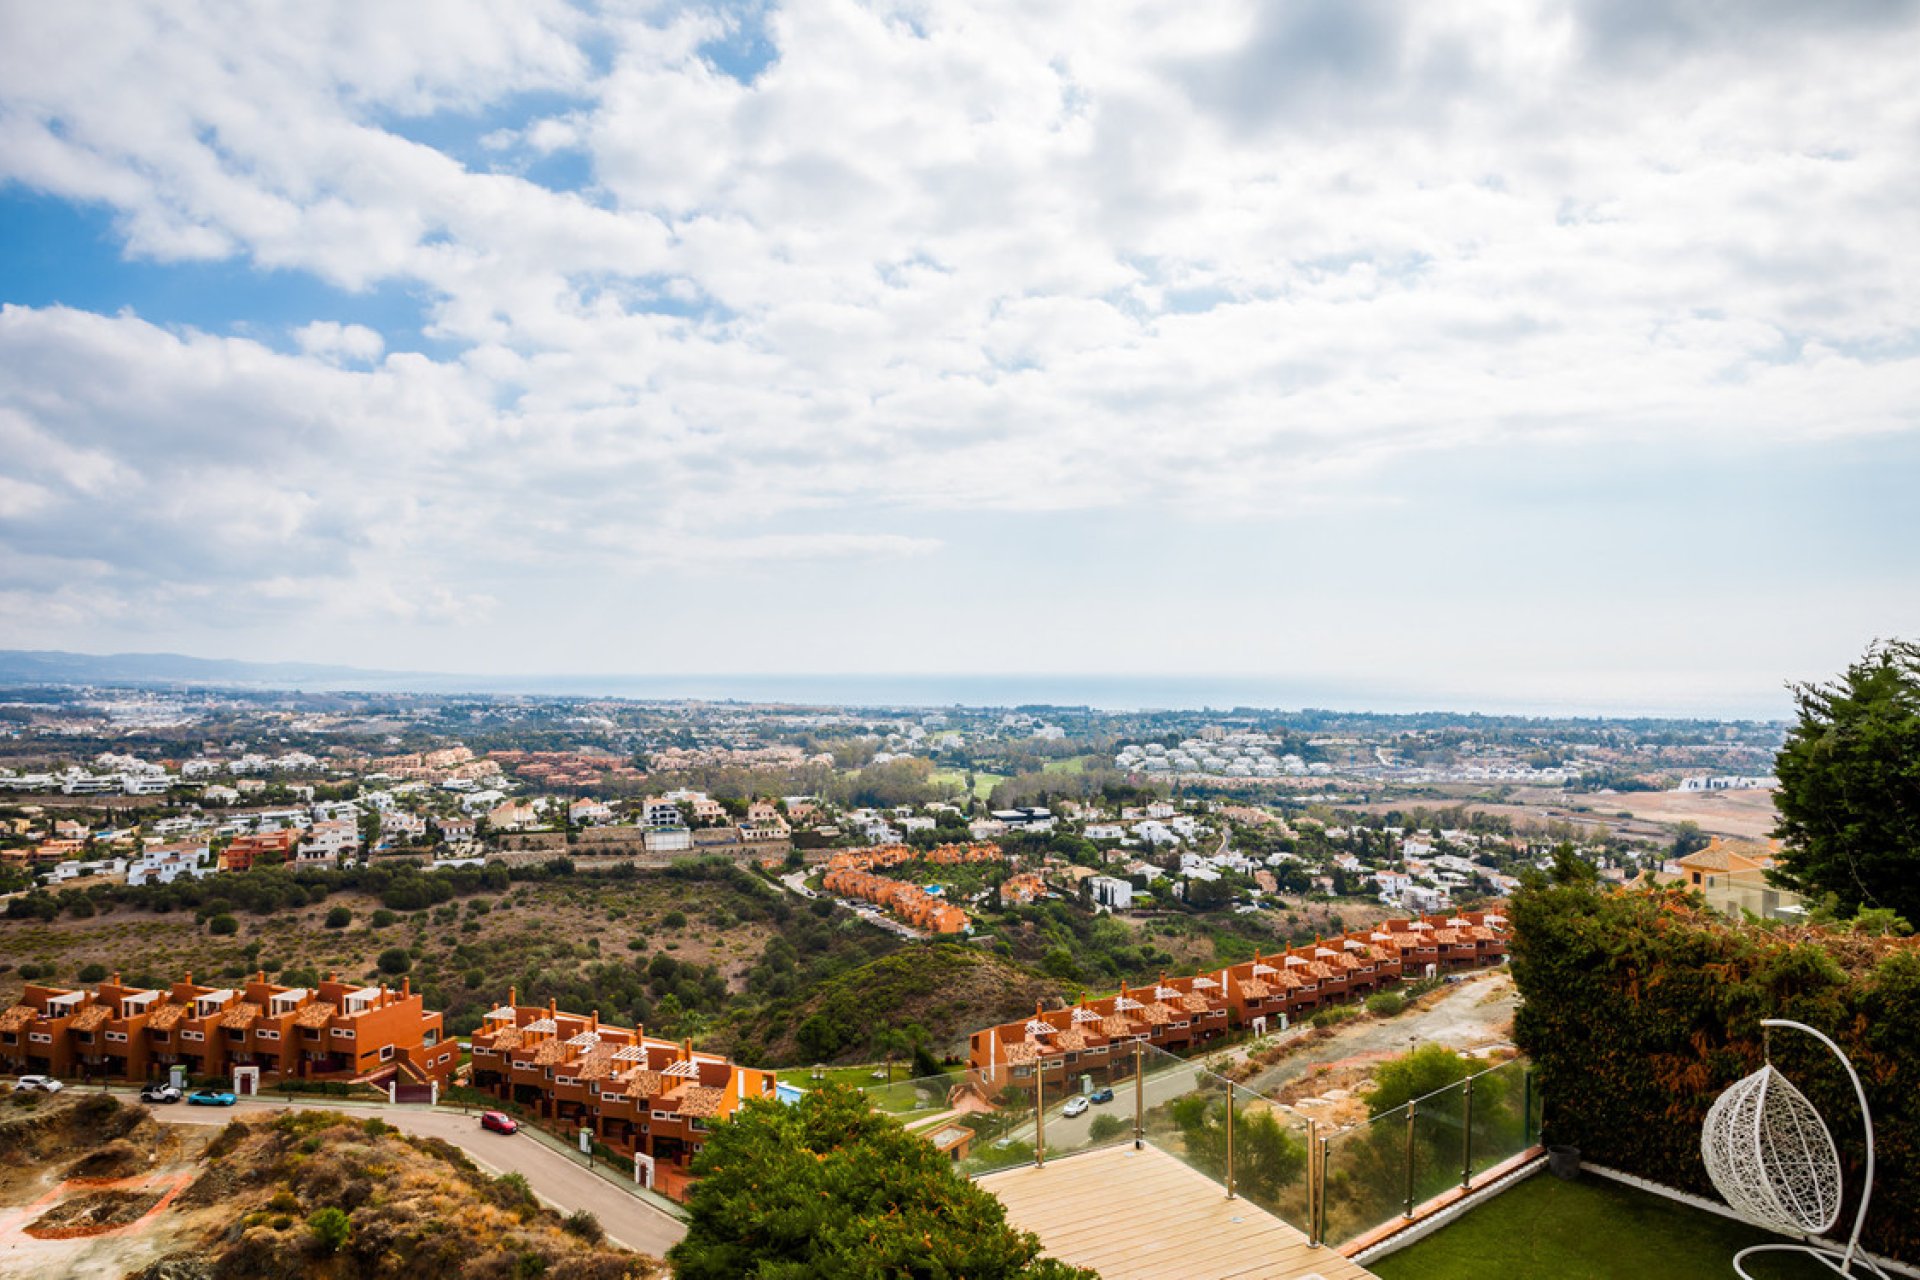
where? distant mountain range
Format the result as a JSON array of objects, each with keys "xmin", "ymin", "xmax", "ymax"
[{"xmin": 0, "ymin": 649, "xmax": 411, "ymax": 688}]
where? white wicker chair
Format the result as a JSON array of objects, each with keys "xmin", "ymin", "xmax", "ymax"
[{"xmin": 1699, "ymin": 1019, "xmax": 1889, "ymax": 1279}]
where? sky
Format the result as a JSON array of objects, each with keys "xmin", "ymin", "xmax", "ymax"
[{"xmin": 1, "ymin": 0, "xmax": 1918, "ymax": 718}]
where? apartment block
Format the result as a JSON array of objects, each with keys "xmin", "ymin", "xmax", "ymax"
[
  {"xmin": 468, "ymin": 994, "xmax": 777, "ymax": 1199},
  {"xmin": 969, "ymin": 911, "xmax": 1508, "ymax": 1086},
  {"xmin": 0, "ymin": 971, "xmax": 455, "ymax": 1088}
]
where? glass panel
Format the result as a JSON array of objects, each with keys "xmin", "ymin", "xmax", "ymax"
[
  {"xmin": 1410, "ymin": 1079, "xmax": 1466, "ymax": 1208},
  {"xmin": 1468, "ymin": 1059, "xmax": 1529, "ymax": 1179},
  {"xmin": 1227, "ymin": 1078, "xmax": 1314, "ymax": 1232},
  {"xmin": 1321, "ymin": 1105, "xmax": 1413, "ymax": 1247},
  {"xmin": 957, "ymin": 1075, "xmax": 1038, "ymax": 1178}
]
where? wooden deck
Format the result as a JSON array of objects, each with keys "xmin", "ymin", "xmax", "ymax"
[{"xmin": 980, "ymin": 1144, "xmax": 1381, "ymax": 1280}]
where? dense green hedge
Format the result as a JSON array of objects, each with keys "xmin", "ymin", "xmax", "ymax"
[{"xmin": 1512, "ymin": 880, "xmax": 1920, "ymax": 1262}]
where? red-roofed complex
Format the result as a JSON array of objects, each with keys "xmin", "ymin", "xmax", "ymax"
[
  {"xmin": 968, "ymin": 910, "xmax": 1509, "ymax": 1086},
  {"xmin": 468, "ymin": 993, "xmax": 776, "ymax": 1199},
  {"xmin": 0, "ymin": 971, "xmax": 455, "ymax": 1087}
]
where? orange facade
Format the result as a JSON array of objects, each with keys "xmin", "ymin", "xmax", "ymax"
[
  {"xmin": 468, "ymin": 995, "xmax": 776, "ymax": 1196},
  {"xmin": 0, "ymin": 971, "xmax": 456, "ymax": 1087}
]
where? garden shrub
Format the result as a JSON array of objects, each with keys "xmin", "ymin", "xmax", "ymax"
[{"xmin": 1512, "ymin": 879, "xmax": 1920, "ymax": 1262}]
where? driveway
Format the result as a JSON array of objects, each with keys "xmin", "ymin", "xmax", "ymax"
[{"xmin": 152, "ymin": 1098, "xmax": 687, "ymax": 1258}]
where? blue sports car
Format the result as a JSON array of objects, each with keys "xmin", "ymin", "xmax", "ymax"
[{"xmin": 187, "ymin": 1089, "xmax": 237, "ymax": 1106}]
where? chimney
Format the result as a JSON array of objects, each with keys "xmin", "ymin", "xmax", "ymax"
[
  {"xmin": 509, "ymin": 985, "xmax": 517, "ymax": 1008},
  {"xmin": 402, "ymin": 976, "xmax": 411, "ymax": 997},
  {"xmin": 184, "ymin": 971, "xmax": 192, "ymax": 985},
  {"xmin": 111, "ymin": 972, "xmax": 121, "ymax": 986},
  {"xmin": 591, "ymin": 1009, "xmax": 599, "ymax": 1032}
]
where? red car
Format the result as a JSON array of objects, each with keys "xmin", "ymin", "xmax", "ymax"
[{"xmin": 480, "ymin": 1111, "xmax": 518, "ymax": 1134}]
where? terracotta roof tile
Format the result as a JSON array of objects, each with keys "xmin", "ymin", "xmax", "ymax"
[
  {"xmin": 1053, "ymin": 1028, "xmax": 1089, "ymax": 1052},
  {"xmin": 0, "ymin": 1005, "xmax": 36, "ymax": 1033},
  {"xmin": 219, "ymin": 1001, "xmax": 262, "ymax": 1031},
  {"xmin": 530, "ymin": 1038, "xmax": 572, "ymax": 1067},
  {"xmin": 1003, "ymin": 1040, "xmax": 1042, "ymax": 1065},
  {"xmin": 1137, "ymin": 1002, "xmax": 1175, "ymax": 1026},
  {"xmin": 482, "ymin": 1025, "xmax": 522, "ymax": 1051},
  {"xmin": 1180, "ymin": 992, "xmax": 1213, "ymax": 1013},
  {"xmin": 291, "ymin": 1002, "xmax": 336, "ymax": 1030},
  {"xmin": 677, "ymin": 1085, "xmax": 727, "ymax": 1118},
  {"xmin": 70, "ymin": 1004, "xmax": 112, "ymax": 1033},
  {"xmin": 1098, "ymin": 1014, "xmax": 1135, "ymax": 1038},
  {"xmin": 146, "ymin": 1003, "xmax": 188, "ymax": 1031},
  {"xmin": 1237, "ymin": 978, "xmax": 1271, "ymax": 999},
  {"xmin": 617, "ymin": 1069, "xmax": 664, "ymax": 1098}
]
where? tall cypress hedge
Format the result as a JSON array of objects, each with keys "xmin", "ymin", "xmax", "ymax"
[{"xmin": 1511, "ymin": 880, "xmax": 1920, "ymax": 1261}]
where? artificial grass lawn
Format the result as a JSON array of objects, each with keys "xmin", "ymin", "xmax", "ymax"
[{"xmin": 1370, "ymin": 1172, "xmax": 1835, "ymax": 1280}]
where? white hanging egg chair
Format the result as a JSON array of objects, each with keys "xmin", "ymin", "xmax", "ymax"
[{"xmin": 1699, "ymin": 1019, "xmax": 1889, "ymax": 1279}]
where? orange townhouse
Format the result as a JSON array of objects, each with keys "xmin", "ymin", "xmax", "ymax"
[
  {"xmin": 1, "ymin": 970, "xmax": 455, "ymax": 1090},
  {"xmin": 468, "ymin": 993, "xmax": 777, "ymax": 1199},
  {"xmin": 970, "ymin": 911, "xmax": 1510, "ymax": 1086}
]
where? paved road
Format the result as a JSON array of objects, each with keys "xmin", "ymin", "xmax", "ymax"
[{"xmin": 152, "ymin": 1098, "xmax": 688, "ymax": 1258}]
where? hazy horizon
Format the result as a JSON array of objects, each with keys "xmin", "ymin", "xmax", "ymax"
[{"xmin": 0, "ymin": 647, "xmax": 1796, "ymax": 721}]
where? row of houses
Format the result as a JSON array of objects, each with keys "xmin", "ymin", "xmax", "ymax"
[
  {"xmin": 821, "ymin": 865, "xmax": 970, "ymax": 933},
  {"xmin": 468, "ymin": 995, "xmax": 777, "ymax": 1198},
  {"xmin": 968, "ymin": 911, "xmax": 1510, "ymax": 1086},
  {"xmin": 0, "ymin": 972, "xmax": 456, "ymax": 1088}
]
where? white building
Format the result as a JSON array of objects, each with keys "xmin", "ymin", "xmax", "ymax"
[{"xmin": 1089, "ymin": 875, "xmax": 1135, "ymax": 910}]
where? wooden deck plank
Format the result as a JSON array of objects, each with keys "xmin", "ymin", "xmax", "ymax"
[{"xmin": 980, "ymin": 1145, "xmax": 1380, "ymax": 1280}]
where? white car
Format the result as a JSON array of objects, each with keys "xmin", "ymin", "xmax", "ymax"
[
  {"xmin": 11, "ymin": 1075, "xmax": 63, "ymax": 1093},
  {"xmin": 1062, "ymin": 1095, "xmax": 1090, "ymax": 1118}
]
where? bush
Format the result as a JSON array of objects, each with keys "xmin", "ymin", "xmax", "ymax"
[
  {"xmin": 371, "ymin": 908, "xmax": 397, "ymax": 928},
  {"xmin": 1088, "ymin": 1114, "xmax": 1129, "ymax": 1143},
  {"xmin": 662, "ymin": 911, "xmax": 687, "ymax": 930},
  {"xmin": 325, "ymin": 906, "xmax": 352, "ymax": 929},
  {"xmin": 208, "ymin": 913, "xmax": 239, "ymax": 936},
  {"xmin": 77, "ymin": 962, "xmax": 108, "ymax": 984},
  {"xmin": 1513, "ymin": 878, "xmax": 1920, "ymax": 1261},
  {"xmin": 307, "ymin": 1206, "xmax": 351, "ymax": 1253},
  {"xmin": 376, "ymin": 947, "xmax": 411, "ymax": 975},
  {"xmin": 1365, "ymin": 992, "xmax": 1406, "ymax": 1018},
  {"xmin": 561, "ymin": 1209, "xmax": 604, "ymax": 1243}
]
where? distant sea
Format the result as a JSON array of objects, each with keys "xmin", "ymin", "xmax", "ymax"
[{"xmin": 340, "ymin": 671, "xmax": 1792, "ymax": 721}]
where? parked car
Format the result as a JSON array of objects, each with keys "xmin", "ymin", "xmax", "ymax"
[
  {"xmin": 1089, "ymin": 1087, "xmax": 1115, "ymax": 1105},
  {"xmin": 480, "ymin": 1111, "xmax": 519, "ymax": 1134},
  {"xmin": 186, "ymin": 1089, "xmax": 236, "ymax": 1107},
  {"xmin": 1062, "ymin": 1095, "xmax": 1090, "ymax": 1118},
  {"xmin": 11, "ymin": 1075, "xmax": 62, "ymax": 1093},
  {"xmin": 139, "ymin": 1083, "xmax": 183, "ymax": 1104}
]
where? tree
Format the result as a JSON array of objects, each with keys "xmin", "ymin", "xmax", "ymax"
[
  {"xmin": 1772, "ymin": 639, "xmax": 1920, "ymax": 923},
  {"xmin": 670, "ymin": 1084, "xmax": 1094, "ymax": 1279},
  {"xmin": 376, "ymin": 947, "xmax": 411, "ymax": 975},
  {"xmin": 324, "ymin": 906, "xmax": 352, "ymax": 929},
  {"xmin": 1366, "ymin": 1043, "xmax": 1475, "ymax": 1117}
]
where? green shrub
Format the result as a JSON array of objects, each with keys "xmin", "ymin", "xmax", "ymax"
[
  {"xmin": 307, "ymin": 1206, "xmax": 351, "ymax": 1252},
  {"xmin": 1365, "ymin": 992, "xmax": 1406, "ymax": 1018},
  {"xmin": 1088, "ymin": 1114, "xmax": 1129, "ymax": 1143},
  {"xmin": 1513, "ymin": 879, "xmax": 1920, "ymax": 1260},
  {"xmin": 208, "ymin": 913, "xmax": 239, "ymax": 936},
  {"xmin": 324, "ymin": 906, "xmax": 352, "ymax": 929},
  {"xmin": 376, "ymin": 947, "xmax": 411, "ymax": 975},
  {"xmin": 77, "ymin": 962, "xmax": 108, "ymax": 983},
  {"xmin": 371, "ymin": 908, "xmax": 397, "ymax": 928}
]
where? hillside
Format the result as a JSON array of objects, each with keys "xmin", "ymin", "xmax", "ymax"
[
  {"xmin": 735, "ymin": 943, "xmax": 1060, "ymax": 1066},
  {"xmin": 0, "ymin": 1092, "xmax": 657, "ymax": 1279}
]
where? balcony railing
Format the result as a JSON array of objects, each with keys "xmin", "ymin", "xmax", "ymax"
[{"xmin": 885, "ymin": 1040, "xmax": 1539, "ymax": 1251}]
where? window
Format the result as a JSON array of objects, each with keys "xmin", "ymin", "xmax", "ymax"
[
  {"xmin": 107, "ymin": 1031, "xmax": 128, "ymax": 1043},
  {"xmin": 29, "ymin": 1032, "xmax": 52, "ymax": 1044},
  {"xmin": 258, "ymin": 1029, "xmax": 279, "ymax": 1040},
  {"xmin": 331, "ymin": 1028, "xmax": 353, "ymax": 1039},
  {"xmin": 379, "ymin": 1045, "xmax": 394, "ymax": 1061},
  {"xmin": 182, "ymin": 1030, "xmax": 204, "ymax": 1042}
]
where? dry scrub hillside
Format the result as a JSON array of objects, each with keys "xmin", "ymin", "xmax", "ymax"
[{"xmin": 0, "ymin": 1092, "xmax": 660, "ymax": 1280}]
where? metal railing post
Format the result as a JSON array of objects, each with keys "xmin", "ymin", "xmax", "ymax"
[
  {"xmin": 1307, "ymin": 1117, "xmax": 1320, "ymax": 1246},
  {"xmin": 1034, "ymin": 1069, "xmax": 1045, "ymax": 1168},
  {"xmin": 1316, "ymin": 1134, "xmax": 1330, "ymax": 1246},
  {"xmin": 1404, "ymin": 1100, "xmax": 1417, "ymax": 1218},
  {"xmin": 1224, "ymin": 1084, "xmax": 1236, "ymax": 1200},
  {"xmin": 1461, "ymin": 1076, "xmax": 1475, "ymax": 1189},
  {"xmin": 1133, "ymin": 1043, "xmax": 1144, "ymax": 1149}
]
